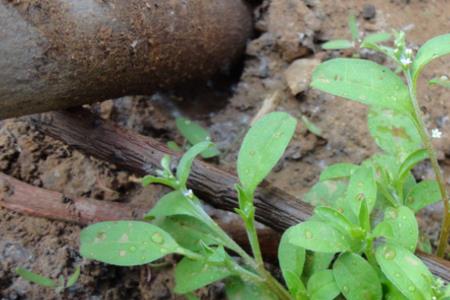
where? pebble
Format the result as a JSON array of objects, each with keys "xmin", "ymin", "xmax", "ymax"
[
  {"xmin": 362, "ymin": 4, "xmax": 376, "ymax": 20},
  {"xmin": 283, "ymin": 58, "xmax": 321, "ymax": 95}
]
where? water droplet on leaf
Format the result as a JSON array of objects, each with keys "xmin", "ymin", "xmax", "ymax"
[
  {"xmin": 305, "ymin": 230, "xmax": 313, "ymax": 239},
  {"xmin": 151, "ymin": 232, "xmax": 164, "ymax": 244},
  {"xmin": 384, "ymin": 247, "xmax": 396, "ymax": 260}
]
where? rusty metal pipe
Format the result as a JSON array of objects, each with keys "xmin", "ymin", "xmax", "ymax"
[{"xmin": 0, "ymin": 0, "xmax": 252, "ymax": 119}]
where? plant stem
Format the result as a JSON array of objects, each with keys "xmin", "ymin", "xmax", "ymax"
[
  {"xmin": 406, "ymin": 72, "xmax": 450, "ymax": 257},
  {"xmin": 365, "ymin": 239, "xmax": 377, "ymax": 267},
  {"xmin": 183, "ymin": 193, "xmax": 292, "ymax": 300},
  {"xmin": 245, "ymin": 209, "xmax": 265, "ymax": 268}
]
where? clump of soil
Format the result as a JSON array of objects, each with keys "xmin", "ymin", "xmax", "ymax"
[{"xmin": 1, "ymin": 0, "xmax": 450, "ymax": 299}]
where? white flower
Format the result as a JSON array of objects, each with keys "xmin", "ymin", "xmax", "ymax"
[
  {"xmin": 431, "ymin": 128, "xmax": 442, "ymax": 139},
  {"xmin": 405, "ymin": 48, "xmax": 413, "ymax": 55},
  {"xmin": 400, "ymin": 56, "xmax": 412, "ymax": 66},
  {"xmin": 183, "ymin": 189, "xmax": 194, "ymax": 198}
]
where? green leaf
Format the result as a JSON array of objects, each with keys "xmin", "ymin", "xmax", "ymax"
[
  {"xmin": 346, "ymin": 166, "xmax": 377, "ymax": 216},
  {"xmin": 348, "ymin": 15, "xmax": 359, "ymax": 41},
  {"xmin": 320, "ymin": 163, "xmax": 358, "ymax": 181},
  {"xmin": 359, "ymin": 199, "xmax": 370, "ymax": 232},
  {"xmin": 333, "ymin": 253, "xmax": 382, "ymax": 300},
  {"xmin": 413, "ymin": 34, "xmax": 450, "ymax": 82},
  {"xmin": 405, "ymin": 180, "xmax": 441, "ymax": 212},
  {"xmin": 376, "ymin": 244, "xmax": 434, "ymax": 300},
  {"xmin": 289, "ymin": 221, "xmax": 351, "ymax": 253},
  {"xmin": 177, "ymin": 141, "xmax": 212, "ymax": 187},
  {"xmin": 403, "ymin": 172, "xmax": 417, "ymax": 196},
  {"xmin": 385, "ymin": 281, "xmax": 409, "ymax": 300},
  {"xmin": 368, "ymin": 108, "xmax": 421, "ymax": 161},
  {"xmin": 144, "ymin": 191, "xmax": 202, "ymax": 220},
  {"xmin": 154, "ymin": 216, "xmax": 219, "ymax": 252},
  {"xmin": 237, "ymin": 112, "xmax": 296, "ymax": 194},
  {"xmin": 302, "ymin": 252, "xmax": 335, "ymax": 282},
  {"xmin": 381, "ymin": 206, "xmax": 419, "ymax": 251},
  {"xmin": 141, "ymin": 175, "xmax": 175, "ymax": 188},
  {"xmin": 301, "ymin": 115, "xmax": 323, "ymax": 137},
  {"xmin": 304, "ymin": 180, "xmax": 347, "ymax": 207},
  {"xmin": 175, "ymin": 117, "xmax": 220, "ymax": 158},
  {"xmin": 66, "ymin": 266, "xmax": 80, "ymax": 288},
  {"xmin": 314, "ymin": 206, "xmax": 354, "ymax": 235},
  {"xmin": 307, "ymin": 270, "xmax": 340, "ymax": 300},
  {"xmin": 372, "ymin": 221, "xmax": 394, "ymax": 239},
  {"xmin": 311, "ymin": 58, "xmax": 411, "ymax": 111},
  {"xmin": 167, "ymin": 141, "xmax": 182, "ymax": 152},
  {"xmin": 429, "ymin": 76, "xmax": 450, "ymax": 89},
  {"xmin": 397, "ymin": 149, "xmax": 428, "ymax": 183},
  {"xmin": 225, "ymin": 277, "xmax": 277, "ymax": 300},
  {"xmin": 417, "ymin": 234, "xmax": 432, "ymax": 254},
  {"xmin": 316, "ymin": 206, "xmax": 364, "ymax": 251},
  {"xmin": 80, "ymin": 221, "xmax": 180, "ymax": 266},
  {"xmin": 278, "ymin": 227, "xmax": 306, "ymax": 293},
  {"xmin": 16, "ymin": 268, "xmax": 56, "ymax": 288},
  {"xmin": 174, "ymin": 254, "xmax": 233, "ymax": 293},
  {"xmin": 185, "ymin": 293, "xmax": 200, "ymax": 300},
  {"xmin": 322, "ymin": 39, "xmax": 354, "ymax": 50},
  {"xmin": 362, "ymin": 32, "xmax": 391, "ymax": 46},
  {"xmin": 283, "ymin": 271, "xmax": 307, "ymax": 299},
  {"xmin": 364, "ymin": 154, "xmax": 399, "ymax": 184}
]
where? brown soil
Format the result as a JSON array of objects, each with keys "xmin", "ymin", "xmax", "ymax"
[{"xmin": 1, "ymin": 0, "xmax": 449, "ymax": 299}]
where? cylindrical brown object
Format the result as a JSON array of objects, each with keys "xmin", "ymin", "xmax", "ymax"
[{"xmin": 0, "ymin": 0, "xmax": 252, "ymax": 119}]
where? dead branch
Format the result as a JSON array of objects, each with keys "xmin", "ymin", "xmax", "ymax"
[
  {"xmin": 29, "ymin": 109, "xmax": 449, "ymax": 281},
  {"xmin": 0, "ymin": 172, "xmax": 279, "ymax": 261}
]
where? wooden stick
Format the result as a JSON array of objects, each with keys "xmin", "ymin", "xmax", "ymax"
[
  {"xmin": 30, "ymin": 109, "xmax": 450, "ymax": 281},
  {"xmin": 0, "ymin": 172, "xmax": 280, "ymax": 261}
]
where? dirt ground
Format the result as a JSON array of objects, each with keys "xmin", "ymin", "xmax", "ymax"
[{"xmin": 1, "ymin": 0, "xmax": 449, "ymax": 299}]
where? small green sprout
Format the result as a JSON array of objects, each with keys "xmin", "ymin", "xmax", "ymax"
[
  {"xmin": 16, "ymin": 266, "xmax": 80, "ymax": 293},
  {"xmin": 300, "ymin": 115, "xmax": 323, "ymax": 137},
  {"xmin": 174, "ymin": 116, "xmax": 220, "ymax": 158},
  {"xmin": 429, "ymin": 75, "xmax": 450, "ymax": 89},
  {"xmin": 322, "ymin": 14, "xmax": 391, "ymax": 52}
]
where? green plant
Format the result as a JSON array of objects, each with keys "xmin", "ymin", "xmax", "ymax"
[
  {"xmin": 300, "ymin": 115, "xmax": 323, "ymax": 138},
  {"xmin": 169, "ymin": 116, "xmax": 220, "ymax": 158},
  {"xmin": 78, "ymin": 31, "xmax": 450, "ymax": 299},
  {"xmin": 16, "ymin": 267, "xmax": 80, "ymax": 293},
  {"xmin": 322, "ymin": 15, "xmax": 391, "ymax": 52},
  {"xmin": 80, "ymin": 112, "xmax": 295, "ymax": 299}
]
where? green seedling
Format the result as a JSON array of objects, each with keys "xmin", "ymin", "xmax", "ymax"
[
  {"xmin": 322, "ymin": 15, "xmax": 391, "ymax": 52},
  {"xmin": 16, "ymin": 267, "xmax": 80, "ymax": 293},
  {"xmin": 300, "ymin": 115, "xmax": 323, "ymax": 138},
  {"xmin": 77, "ymin": 31, "xmax": 450, "ymax": 300},
  {"xmin": 80, "ymin": 112, "xmax": 295, "ymax": 299},
  {"xmin": 173, "ymin": 116, "xmax": 220, "ymax": 158},
  {"xmin": 429, "ymin": 75, "xmax": 450, "ymax": 89}
]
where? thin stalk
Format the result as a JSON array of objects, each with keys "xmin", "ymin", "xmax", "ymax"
[
  {"xmin": 244, "ymin": 208, "xmax": 265, "ymax": 268},
  {"xmin": 365, "ymin": 239, "xmax": 377, "ymax": 267},
  {"xmin": 406, "ymin": 72, "xmax": 450, "ymax": 257},
  {"xmin": 182, "ymin": 192, "xmax": 292, "ymax": 300}
]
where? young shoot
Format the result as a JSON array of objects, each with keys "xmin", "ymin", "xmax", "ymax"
[{"xmin": 322, "ymin": 14, "xmax": 391, "ymax": 53}]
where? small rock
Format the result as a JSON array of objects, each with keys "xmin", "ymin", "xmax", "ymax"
[
  {"xmin": 283, "ymin": 58, "xmax": 321, "ymax": 95},
  {"xmin": 362, "ymin": 4, "xmax": 376, "ymax": 20},
  {"xmin": 246, "ymin": 33, "xmax": 275, "ymax": 56},
  {"xmin": 268, "ymin": 0, "xmax": 318, "ymax": 61}
]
